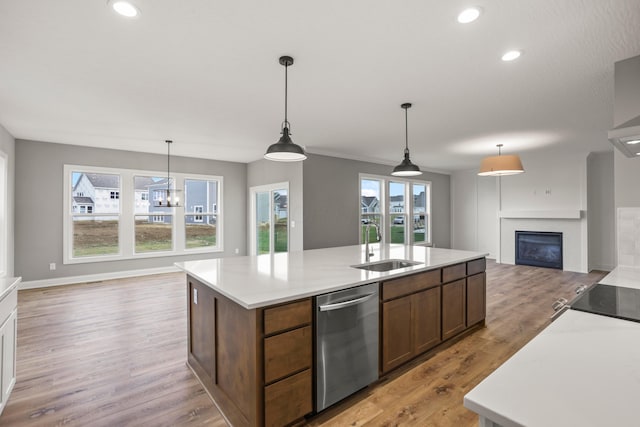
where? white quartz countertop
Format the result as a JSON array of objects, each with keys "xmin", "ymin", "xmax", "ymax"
[
  {"xmin": 176, "ymin": 244, "xmax": 487, "ymax": 309},
  {"xmin": 0, "ymin": 277, "xmax": 21, "ymax": 301},
  {"xmin": 464, "ymin": 266, "xmax": 640, "ymax": 427},
  {"xmin": 598, "ymin": 265, "xmax": 640, "ymax": 289},
  {"xmin": 464, "ymin": 309, "xmax": 640, "ymax": 427}
]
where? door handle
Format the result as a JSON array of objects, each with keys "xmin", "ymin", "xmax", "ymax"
[{"xmin": 318, "ymin": 293, "xmax": 376, "ymax": 312}]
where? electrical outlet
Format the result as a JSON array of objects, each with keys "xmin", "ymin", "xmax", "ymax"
[
  {"xmin": 291, "ymin": 220, "xmax": 296, "ymax": 228},
  {"xmin": 49, "ymin": 262, "xmax": 56, "ymax": 271},
  {"xmin": 545, "ymin": 189, "xmax": 552, "ymax": 196}
]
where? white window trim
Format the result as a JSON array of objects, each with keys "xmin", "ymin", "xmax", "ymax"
[
  {"xmin": 359, "ymin": 173, "xmax": 432, "ymax": 246},
  {"xmin": 63, "ymin": 165, "xmax": 224, "ymax": 264}
]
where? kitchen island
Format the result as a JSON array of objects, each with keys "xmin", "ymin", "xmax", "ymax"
[
  {"xmin": 177, "ymin": 244, "xmax": 488, "ymax": 427},
  {"xmin": 464, "ymin": 266, "xmax": 640, "ymax": 427}
]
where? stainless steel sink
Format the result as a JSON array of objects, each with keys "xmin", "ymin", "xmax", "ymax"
[{"xmin": 351, "ymin": 259, "xmax": 422, "ymax": 272}]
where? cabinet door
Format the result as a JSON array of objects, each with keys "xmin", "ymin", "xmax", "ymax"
[
  {"xmin": 0, "ymin": 309, "xmax": 17, "ymax": 414},
  {"xmin": 381, "ymin": 296, "xmax": 413, "ymax": 373},
  {"xmin": 413, "ymin": 286, "xmax": 441, "ymax": 354},
  {"xmin": 442, "ymin": 279, "xmax": 466, "ymax": 340},
  {"xmin": 467, "ymin": 272, "xmax": 486, "ymax": 327},
  {"xmin": 189, "ymin": 281, "xmax": 216, "ymax": 380}
]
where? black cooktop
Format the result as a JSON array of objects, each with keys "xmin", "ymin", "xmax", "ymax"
[{"xmin": 570, "ymin": 284, "xmax": 640, "ymax": 323}]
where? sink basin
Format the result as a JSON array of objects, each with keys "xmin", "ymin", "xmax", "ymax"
[{"xmin": 351, "ymin": 259, "xmax": 422, "ymax": 272}]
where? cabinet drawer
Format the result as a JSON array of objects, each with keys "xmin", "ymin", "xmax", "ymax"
[
  {"xmin": 264, "ymin": 326, "xmax": 312, "ymax": 384},
  {"xmin": 382, "ymin": 269, "xmax": 441, "ymax": 301},
  {"xmin": 467, "ymin": 258, "xmax": 486, "ymax": 276},
  {"xmin": 264, "ymin": 369, "xmax": 312, "ymax": 427},
  {"xmin": 0, "ymin": 287, "xmax": 17, "ymax": 325},
  {"xmin": 443, "ymin": 263, "xmax": 466, "ymax": 283},
  {"xmin": 264, "ymin": 299, "xmax": 311, "ymax": 335}
]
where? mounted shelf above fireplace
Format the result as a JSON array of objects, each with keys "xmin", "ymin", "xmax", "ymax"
[{"xmin": 515, "ymin": 231, "xmax": 563, "ymax": 270}]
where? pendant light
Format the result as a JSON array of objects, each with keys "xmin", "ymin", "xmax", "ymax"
[
  {"xmin": 392, "ymin": 103, "xmax": 422, "ymax": 176},
  {"xmin": 155, "ymin": 140, "xmax": 182, "ymax": 207},
  {"xmin": 264, "ymin": 56, "xmax": 307, "ymax": 162},
  {"xmin": 478, "ymin": 144, "xmax": 525, "ymax": 176}
]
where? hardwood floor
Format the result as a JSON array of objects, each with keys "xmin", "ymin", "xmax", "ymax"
[{"xmin": 0, "ymin": 262, "xmax": 606, "ymax": 426}]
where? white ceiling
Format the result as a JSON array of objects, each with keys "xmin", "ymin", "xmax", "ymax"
[{"xmin": 1, "ymin": 0, "xmax": 639, "ymax": 172}]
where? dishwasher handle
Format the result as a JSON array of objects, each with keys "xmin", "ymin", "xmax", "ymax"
[{"xmin": 318, "ymin": 293, "xmax": 376, "ymax": 312}]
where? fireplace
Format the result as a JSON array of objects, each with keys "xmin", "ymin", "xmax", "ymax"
[{"xmin": 515, "ymin": 231, "xmax": 563, "ymax": 269}]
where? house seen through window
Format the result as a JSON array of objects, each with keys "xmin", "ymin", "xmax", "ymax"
[
  {"xmin": 360, "ymin": 175, "xmax": 431, "ymax": 245},
  {"xmin": 64, "ymin": 166, "xmax": 223, "ymax": 264}
]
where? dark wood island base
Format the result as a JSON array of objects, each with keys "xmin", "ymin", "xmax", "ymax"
[{"xmin": 185, "ymin": 257, "xmax": 486, "ymax": 427}]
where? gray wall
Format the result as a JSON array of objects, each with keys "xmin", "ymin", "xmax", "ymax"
[
  {"xmin": 15, "ymin": 139, "xmax": 247, "ymax": 281},
  {"xmin": 587, "ymin": 152, "xmax": 615, "ymax": 271},
  {"xmin": 302, "ymin": 153, "xmax": 451, "ymax": 250},
  {"xmin": 247, "ymin": 159, "xmax": 303, "ymax": 252},
  {"xmin": 0, "ymin": 124, "xmax": 15, "ymax": 277}
]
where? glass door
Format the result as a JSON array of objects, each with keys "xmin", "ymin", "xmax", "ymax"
[{"xmin": 251, "ymin": 183, "xmax": 289, "ymax": 255}]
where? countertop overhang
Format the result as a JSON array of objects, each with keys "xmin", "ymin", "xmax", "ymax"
[
  {"xmin": 464, "ymin": 265, "xmax": 640, "ymax": 427},
  {"xmin": 176, "ymin": 244, "xmax": 488, "ymax": 309}
]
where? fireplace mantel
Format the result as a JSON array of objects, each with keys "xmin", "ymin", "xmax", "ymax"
[{"xmin": 499, "ymin": 210, "xmax": 583, "ymax": 220}]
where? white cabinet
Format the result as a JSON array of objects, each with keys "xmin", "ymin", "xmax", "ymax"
[{"xmin": 0, "ymin": 279, "xmax": 18, "ymax": 416}]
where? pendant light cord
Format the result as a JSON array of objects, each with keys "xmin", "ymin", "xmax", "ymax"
[
  {"xmin": 284, "ymin": 62, "xmax": 289, "ymax": 129},
  {"xmin": 404, "ymin": 107, "xmax": 409, "ymax": 153},
  {"xmin": 166, "ymin": 140, "xmax": 172, "ymax": 192}
]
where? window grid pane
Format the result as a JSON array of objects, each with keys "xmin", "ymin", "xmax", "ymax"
[{"xmin": 135, "ymin": 215, "xmax": 173, "ymax": 253}]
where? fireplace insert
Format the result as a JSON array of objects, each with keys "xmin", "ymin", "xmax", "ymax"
[{"xmin": 515, "ymin": 231, "xmax": 563, "ymax": 269}]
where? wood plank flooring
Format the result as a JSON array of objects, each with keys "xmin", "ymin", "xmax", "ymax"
[{"xmin": 0, "ymin": 261, "xmax": 606, "ymax": 426}]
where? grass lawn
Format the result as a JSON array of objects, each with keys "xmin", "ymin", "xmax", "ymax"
[
  {"xmin": 73, "ymin": 220, "xmax": 217, "ymax": 256},
  {"xmin": 258, "ymin": 222, "xmax": 288, "ymax": 254}
]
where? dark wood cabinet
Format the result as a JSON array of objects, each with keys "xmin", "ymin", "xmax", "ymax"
[
  {"xmin": 381, "ymin": 295, "xmax": 414, "ymax": 372},
  {"xmin": 187, "ymin": 257, "xmax": 487, "ymax": 424},
  {"xmin": 188, "ymin": 280, "xmax": 216, "ymax": 381},
  {"xmin": 442, "ymin": 278, "xmax": 466, "ymax": 340},
  {"xmin": 381, "ymin": 270, "xmax": 443, "ymax": 374},
  {"xmin": 186, "ymin": 276, "xmax": 312, "ymax": 427},
  {"xmin": 466, "ymin": 272, "xmax": 486, "ymax": 327},
  {"xmin": 413, "ymin": 286, "xmax": 442, "ymax": 354}
]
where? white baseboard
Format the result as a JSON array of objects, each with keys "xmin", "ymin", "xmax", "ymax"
[{"xmin": 19, "ymin": 266, "xmax": 181, "ymax": 290}]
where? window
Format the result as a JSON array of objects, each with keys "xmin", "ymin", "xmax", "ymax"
[
  {"xmin": 360, "ymin": 178, "xmax": 382, "ymax": 243},
  {"xmin": 134, "ymin": 175, "xmax": 173, "ymax": 253},
  {"xmin": 184, "ymin": 179, "xmax": 219, "ymax": 249},
  {"xmin": 64, "ymin": 165, "xmax": 223, "ymax": 264},
  {"xmin": 250, "ymin": 183, "xmax": 289, "ymax": 255},
  {"xmin": 359, "ymin": 174, "xmax": 431, "ymax": 245},
  {"xmin": 193, "ymin": 206, "xmax": 204, "ymax": 222}
]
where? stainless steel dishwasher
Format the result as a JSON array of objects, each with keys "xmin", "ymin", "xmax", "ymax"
[{"xmin": 315, "ymin": 282, "xmax": 379, "ymax": 412}]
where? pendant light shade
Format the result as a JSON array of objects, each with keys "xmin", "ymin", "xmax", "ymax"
[
  {"xmin": 264, "ymin": 56, "xmax": 307, "ymax": 162},
  {"xmin": 392, "ymin": 103, "xmax": 422, "ymax": 177},
  {"xmin": 478, "ymin": 144, "xmax": 525, "ymax": 176},
  {"xmin": 154, "ymin": 140, "xmax": 182, "ymax": 207}
]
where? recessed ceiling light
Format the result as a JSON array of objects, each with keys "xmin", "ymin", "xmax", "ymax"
[
  {"xmin": 502, "ymin": 50, "xmax": 522, "ymax": 61},
  {"xmin": 457, "ymin": 7, "xmax": 482, "ymax": 24},
  {"xmin": 626, "ymin": 139, "xmax": 640, "ymax": 145},
  {"xmin": 108, "ymin": 0, "xmax": 140, "ymax": 18}
]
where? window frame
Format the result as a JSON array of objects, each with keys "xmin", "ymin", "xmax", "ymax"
[
  {"xmin": 63, "ymin": 165, "xmax": 224, "ymax": 264},
  {"xmin": 359, "ymin": 173, "xmax": 432, "ymax": 246}
]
